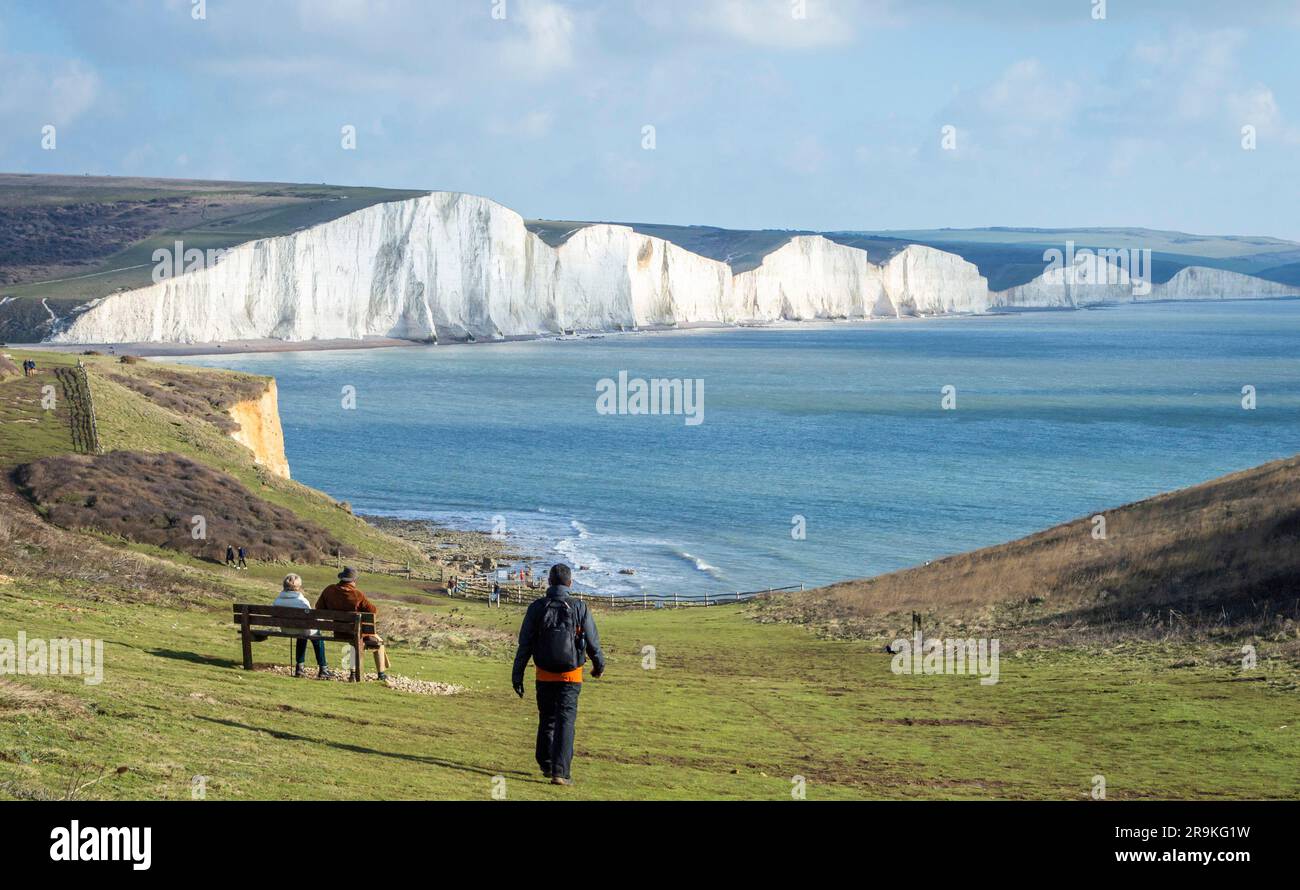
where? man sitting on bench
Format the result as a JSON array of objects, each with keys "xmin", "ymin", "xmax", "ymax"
[{"xmin": 316, "ymin": 567, "xmax": 390, "ymax": 681}]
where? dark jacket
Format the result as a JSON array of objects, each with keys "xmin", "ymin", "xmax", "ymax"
[
  {"xmin": 512, "ymin": 586, "xmax": 605, "ymax": 686},
  {"xmin": 316, "ymin": 582, "xmax": 379, "ymax": 641}
]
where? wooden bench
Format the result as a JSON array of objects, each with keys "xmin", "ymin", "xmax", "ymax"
[{"xmin": 232, "ymin": 604, "xmax": 376, "ymax": 682}]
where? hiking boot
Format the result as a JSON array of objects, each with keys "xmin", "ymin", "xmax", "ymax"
[
  {"xmin": 316, "ymin": 668, "xmax": 334, "ymax": 680},
  {"xmin": 377, "ymin": 672, "xmax": 389, "ymax": 681},
  {"xmin": 550, "ymin": 776, "xmax": 571, "ymax": 786},
  {"xmin": 293, "ymin": 664, "xmax": 306, "ymax": 678}
]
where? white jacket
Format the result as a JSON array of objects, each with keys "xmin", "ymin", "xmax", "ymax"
[{"xmin": 273, "ymin": 589, "xmax": 319, "ymax": 636}]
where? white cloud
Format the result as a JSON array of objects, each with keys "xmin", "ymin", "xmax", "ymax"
[
  {"xmin": 637, "ymin": 0, "xmax": 899, "ymax": 50},
  {"xmin": 487, "ymin": 108, "xmax": 554, "ymax": 139},
  {"xmin": 0, "ymin": 53, "xmax": 100, "ymax": 125},
  {"xmin": 937, "ymin": 58, "xmax": 1081, "ymax": 156},
  {"xmin": 975, "ymin": 59, "xmax": 1080, "ymax": 130},
  {"xmin": 501, "ymin": 0, "xmax": 576, "ymax": 75}
]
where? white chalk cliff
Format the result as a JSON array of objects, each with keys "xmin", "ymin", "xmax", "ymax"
[
  {"xmin": 994, "ymin": 257, "xmax": 1300, "ymax": 308},
  {"xmin": 52, "ymin": 193, "xmax": 989, "ymax": 344},
  {"xmin": 1151, "ymin": 265, "xmax": 1300, "ymax": 301},
  {"xmin": 49, "ymin": 191, "xmax": 1295, "ymax": 344}
]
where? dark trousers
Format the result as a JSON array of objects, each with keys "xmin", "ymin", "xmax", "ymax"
[
  {"xmin": 535, "ymin": 681, "xmax": 581, "ymax": 779},
  {"xmin": 295, "ymin": 637, "xmax": 328, "ymax": 668}
]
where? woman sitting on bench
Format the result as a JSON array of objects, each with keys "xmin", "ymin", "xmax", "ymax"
[{"xmin": 274, "ymin": 574, "xmax": 333, "ymax": 679}]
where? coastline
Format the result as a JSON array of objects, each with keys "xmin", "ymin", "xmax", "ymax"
[
  {"xmin": 361, "ymin": 514, "xmax": 539, "ymax": 581},
  {"xmin": 13, "ymin": 313, "xmax": 970, "ymax": 358}
]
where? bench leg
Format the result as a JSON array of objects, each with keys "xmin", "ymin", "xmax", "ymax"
[
  {"xmin": 240, "ymin": 614, "xmax": 254, "ymax": 670},
  {"xmin": 352, "ymin": 642, "xmax": 362, "ymax": 682}
]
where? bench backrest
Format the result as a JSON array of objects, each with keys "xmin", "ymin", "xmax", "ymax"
[{"xmin": 232, "ymin": 604, "xmax": 375, "ymax": 636}]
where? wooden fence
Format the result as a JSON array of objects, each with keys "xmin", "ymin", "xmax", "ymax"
[
  {"xmin": 330, "ymin": 551, "xmax": 804, "ymax": 609},
  {"xmin": 438, "ymin": 577, "xmax": 805, "ymax": 609}
]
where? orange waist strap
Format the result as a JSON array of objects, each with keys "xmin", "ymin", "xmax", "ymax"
[{"xmin": 536, "ymin": 666, "xmax": 583, "ymax": 683}]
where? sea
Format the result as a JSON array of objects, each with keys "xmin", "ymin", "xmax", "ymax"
[{"xmin": 176, "ymin": 300, "xmax": 1300, "ymax": 597}]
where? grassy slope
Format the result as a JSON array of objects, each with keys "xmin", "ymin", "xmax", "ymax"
[
  {"xmin": 1, "ymin": 351, "xmax": 1297, "ymax": 800},
  {"xmin": 755, "ymin": 453, "xmax": 1300, "ymax": 655},
  {"xmin": 0, "ymin": 352, "xmax": 77, "ymax": 465},
  {"xmin": 2, "ymin": 571, "xmax": 1297, "ymax": 801},
  {"xmin": 2, "ymin": 350, "xmax": 423, "ymax": 563}
]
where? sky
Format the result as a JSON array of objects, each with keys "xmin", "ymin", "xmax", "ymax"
[{"xmin": 2, "ymin": 0, "xmax": 1299, "ymax": 238}]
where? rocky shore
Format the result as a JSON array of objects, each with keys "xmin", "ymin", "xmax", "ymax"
[{"xmin": 362, "ymin": 515, "xmax": 531, "ymax": 576}]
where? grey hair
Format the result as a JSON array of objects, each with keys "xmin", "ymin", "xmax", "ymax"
[{"xmin": 282, "ymin": 573, "xmax": 304, "ymax": 592}]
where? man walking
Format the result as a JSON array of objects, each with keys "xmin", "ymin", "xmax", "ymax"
[{"xmin": 511, "ymin": 564, "xmax": 605, "ymax": 786}]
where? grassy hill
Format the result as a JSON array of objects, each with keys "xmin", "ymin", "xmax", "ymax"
[
  {"xmin": 1, "ymin": 348, "xmax": 426, "ymax": 563},
  {"xmin": 0, "ymin": 350, "xmax": 1297, "ymax": 800},
  {"xmin": 754, "ymin": 454, "xmax": 1300, "ymax": 655}
]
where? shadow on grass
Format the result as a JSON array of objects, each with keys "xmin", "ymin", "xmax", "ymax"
[
  {"xmin": 148, "ymin": 648, "xmax": 243, "ymax": 670},
  {"xmin": 194, "ymin": 715, "xmax": 542, "ymax": 783}
]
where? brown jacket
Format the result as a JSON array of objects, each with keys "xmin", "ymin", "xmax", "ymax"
[{"xmin": 316, "ymin": 582, "xmax": 378, "ymax": 639}]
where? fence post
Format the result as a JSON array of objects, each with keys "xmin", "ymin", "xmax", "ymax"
[
  {"xmin": 704, "ymin": 593, "xmax": 710, "ymax": 607},
  {"xmin": 673, "ymin": 591, "xmax": 678, "ymax": 609}
]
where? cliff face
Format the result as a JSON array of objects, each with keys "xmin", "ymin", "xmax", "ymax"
[
  {"xmin": 1151, "ymin": 266, "xmax": 1300, "ymax": 301},
  {"xmin": 733, "ymin": 235, "xmax": 888, "ymax": 319},
  {"xmin": 227, "ymin": 380, "xmax": 291, "ymax": 480},
  {"xmin": 45, "ymin": 190, "xmax": 1295, "ymax": 344},
  {"xmin": 51, "ymin": 193, "xmax": 988, "ymax": 344},
  {"xmin": 994, "ymin": 260, "xmax": 1300, "ymax": 308}
]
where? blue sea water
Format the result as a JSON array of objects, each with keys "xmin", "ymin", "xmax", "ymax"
[{"xmin": 176, "ymin": 301, "xmax": 1300, "ymax": 597}]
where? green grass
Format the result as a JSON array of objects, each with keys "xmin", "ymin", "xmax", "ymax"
[
  {"xmin": 0, "ymin": 349, "xmax": 94, "ymax": 464},
  {"xmin": 0, "ymin": 570, "xmax": 1296, "ymax": 800},
  {"xmin": 2, "ymin": 349, "xmax": 425, "ymax": 564},
  {"xmin": 81, "ymin": 360, "xmax": 421, "ymax": 563}
]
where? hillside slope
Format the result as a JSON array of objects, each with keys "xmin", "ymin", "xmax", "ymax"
[
  {"xmin": 758, "ymin": 454, "xmax": 1300, "ymax": 648},
  {"xmin": 0, "ymin": 349, "xmax": 426, "ymax": 564}
]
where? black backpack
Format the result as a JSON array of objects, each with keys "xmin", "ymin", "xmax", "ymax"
[{"xmin": 533, "ymin": 597, "xmax": 585, "ymax": 673}]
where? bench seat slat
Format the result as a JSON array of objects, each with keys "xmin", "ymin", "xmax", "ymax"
[
  {"xmin": 236, "ymin": 615, "xmax": 359, "ymax": 632},
  {"xmin": 233, "ymin": 604, "xmax": 372, "ymax": 621}
]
